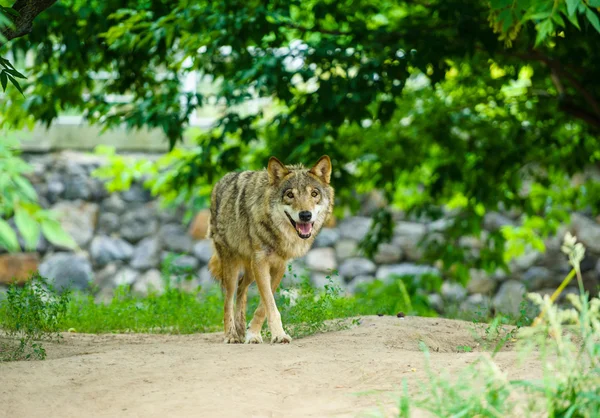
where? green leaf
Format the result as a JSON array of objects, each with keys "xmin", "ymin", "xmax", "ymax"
[
  {"xmin": 535, "ymin": 19, "xmax": 554, "ymax": 45},
  {"xmin": 0, "ymin": 218, "xmax": 20, "ymax": 252},
  {"xmin": 588, "ymin": 0, "xmax": 600, "ymax": 7},
  {"xmin": 566, "ymin": 9, "xmax": 581, "ymax": 29},
  {"xmin": 15, "ymin": 209, "xmax": 41, "ymax": 251},
  {"xmin": 566, "ymin": 0, "xmax": 580, "ymax": 16},
  {"xmin": 0, "ymin": 71, "xmax": 7, "ymax": 91},
  {"xmin": 12, "ymin": 175, "xmax": 38, "ymax": 202},
  {"xmin": 41, "ymin": 219, "xmax": 78, "ymax": 250},
  {"xmin": 586, "ymin": 7, "xmax": 600, "ymax": 33},
  {"xmin": 4, "ymin": 67, "xmax": 26, "ymax": 79},
  {"xmin": 7, "ymin": 74, "xmax": 24, "ymax": 96}
]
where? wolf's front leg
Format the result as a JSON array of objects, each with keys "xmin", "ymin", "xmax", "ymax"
[{"xmin": 250, "ymin": 258, "xmax": 291, "ymax": 344}]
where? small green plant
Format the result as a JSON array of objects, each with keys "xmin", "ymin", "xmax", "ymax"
[
  {"xmin": 0, "ymin": 273, "xmax": 71, "ymax": 361},
  {"xmin": 380, "ymin": 232, "xmax": 600, "ymax": 418},
  {"xmin": 456, "ymin": 345, "xmax": 473, "ymax": 353},
  {"xmin": 276, "ymin": 267, "xmax": 357, "ymax": 339},
  {"xmin": 352, "ymin": 273, "xmax": 441, "ymax": 318}
]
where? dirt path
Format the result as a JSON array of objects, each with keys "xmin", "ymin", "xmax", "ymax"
[{"xmin": 1, "ymin": 316, "xmax": 542, "ymax": 418}]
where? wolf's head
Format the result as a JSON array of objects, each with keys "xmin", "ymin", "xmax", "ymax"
[{"xmin": 267, "ymin": 155, "xmax": 334, "ymax": 240}]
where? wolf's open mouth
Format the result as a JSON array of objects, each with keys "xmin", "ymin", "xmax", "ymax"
[{"xmin": 285, "ymin": 212, "xmax": 313, "ymax": 239}]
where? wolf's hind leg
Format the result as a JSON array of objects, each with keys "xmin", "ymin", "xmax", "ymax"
[
  {"xmin": 235, "ymin": 267, "xmax": 254, "ymax": 339},
  {"xmin": 222, "ymin": 262, "xmax": 242, "ymax": 344}
]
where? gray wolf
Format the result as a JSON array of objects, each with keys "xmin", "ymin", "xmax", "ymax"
[{"xmin": 207, "ymin": 155, "xmax": 334, "ymax": 344}]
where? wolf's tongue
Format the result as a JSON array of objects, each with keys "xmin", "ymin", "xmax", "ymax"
[{"xmin": 297, "ymin": 222, "xmax": 312, "ymax": 235}]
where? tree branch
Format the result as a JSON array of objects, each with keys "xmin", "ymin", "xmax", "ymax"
[{"xmin": 0, "ymin": 0, "xmax": 57, "ymax": 48}]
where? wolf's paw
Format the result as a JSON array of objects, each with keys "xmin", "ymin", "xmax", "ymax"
[
  {"xmin": 223, "ymin": 333, "xmax": 243, "ymax": 344},
  {"xmin": 245, "ymin": 331, "xmax": 263, "ymax": 344},
  {"xmin": 271, "ymin": 333, "xmax": 292, "ymax": 344}
]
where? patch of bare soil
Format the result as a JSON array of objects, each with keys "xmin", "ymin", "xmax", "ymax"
[{"xmin": 0, "ymin": 316, "xmax": 542, "ymax": 418}]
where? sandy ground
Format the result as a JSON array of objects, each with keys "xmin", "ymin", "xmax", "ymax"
[{"xmin": 0, "ymin": 316, "xmax": 543, "ymax": 418}]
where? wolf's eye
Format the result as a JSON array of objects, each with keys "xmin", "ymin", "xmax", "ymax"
[
  {"xmin": 286, "ymin": 191, "xmax": 294, "ymax": 199},
  {"xmin": 311, "ymin": 190, "xmax": 319, "ymax": 198}
]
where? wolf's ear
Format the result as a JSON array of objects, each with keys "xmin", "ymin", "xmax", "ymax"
[
  {"xmin": 309, "ymin": 155, "xmax": 332, "ymax": 184},
  {"xmin": 267, "ymin": 156, "xmax": 290, "ymax": 183}
]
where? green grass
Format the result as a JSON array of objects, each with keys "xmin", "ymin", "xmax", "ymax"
[
  {"xmin": 0, "ymin": 274, "xmax": 70, "ymax": 361},
  {"xmin": 0, "ymin": 260, "xmax": 441, "ymax": 362}
]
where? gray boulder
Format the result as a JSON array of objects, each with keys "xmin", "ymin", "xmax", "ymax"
[
  {"xmin": 493, "ymin": 280, "xmax": 527, "ymax": 316},
  {"xmin": 130, "ymin": 237, "xmax": 162, "ymax": 270},
  {"xmin": 192, "ymin": 240, "xmax": 214, "ymax": 264},
  {"xmin": 90, "ymin": 236, "xmax": 134, "ymax": 267},
  {"xmin": 338, "ymin": 257, "xmax": 376, "ymax": 279},
  {"xmin": 39, "ymin": 253, "xmax": 93, "ymax": 292},
  {"xmin": 305, "ymin": 247, "xmax": 337, "ymax": 272},
  {"xmin": 121, "ymin": 207, "xmax": 159, "ymax": 243},
  {"xmin": 160, "ymin": 224, "xmax": 193, "ymax": 253},
  {"xmin": 337, "ymin": 217, "xmax": 373, "ymax": 241},
  {"xmin": 314, "ymin": 228, "xmax": 340, "ymax": 248}
]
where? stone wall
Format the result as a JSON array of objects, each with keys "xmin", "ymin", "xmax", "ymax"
[{"xmin": 1, "ymin": 151, "xmax": 599, "ymax": 317}]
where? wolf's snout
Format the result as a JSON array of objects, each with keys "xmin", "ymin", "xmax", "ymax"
[{"xmin": 299, "ymin": 211, "xmax": 312, "ymax": 222}]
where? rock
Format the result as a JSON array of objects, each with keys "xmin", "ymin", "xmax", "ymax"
[
  {"xmin": 305, "ymin": 247, "xmax": 337, "ymax": 272},
  {"xmin": 357, "ymin": 190, "xmax": 387, "ymax": 216},
  {"xmin": 160, "ymin": 224, "xmax": 193, "ymax": 253},
  {"xmin": 314, "ymin": 228, "xmax": 340, "ymax": 248},
  {"xmin": 89, "ymin": 178, "xmax": 108, "ymax": 201},
  {"xmin": 120, "ymin": 207, "xmax": 159, "ymax": 243},
  {"xmin": 429, "ymin": 218, "xmax": 452, "ymax": 232},
  {"xmin": 460, "ymin": 294, "xmax": 492, "ymax": 315},
  {"xmin": 483, "ymin": 212, "xmax": 515, "ymax": 231},
  {"xmin": 63, "ymin": 173, "xmax": 91, "ymax": 200},
  {"xmin": 570, "ymin": 213, "xmax": 600, "ymax": 253},
  {"xmin": 427, "ymin": 293, "xmax": 444, "ymax": 312},
  {"xmin": 373, "ymin": 243, "xmax": 403, "ymax": 264},
  {"xmin": 467, "ymin": 269, "xmax": 497, "ymax": 295},
  {"xmin": 121, "ymin": 184, "xmax": 151, "ymax": 203},
  {"xmin": 0, "ymin": 253, "xmax": 40, "ymax": 285},
  {"xmin": 392, "ymin": 236, "xmax": 424, "ymax": 261},
  {"xmin": 522, "ymin": 266, "xmax": 556, "ymax": 291},
  {"xmin": 346, "ymin": 275, "xmax": 374, "ymax": 294},
  {"xmin": 50, "ymin": 201, "xmax": 98, "ymax": 248},
  {"xmin": 132, "ymin": 269, "xmax": 165, "ymax": 296},
  {"xmin": 335, "ymin": 239, "xmax": 358, "ymax": 260},
  {"xmin": 93, "ymin": 263, "xmax": 120, "ymax": 290},
  {"xmin": 338, "ymin": 257, "xmax": 377, "ymax": 278},
  {"xmin": 113, "ymin": 267, "xmax": 139, "ymax": 287},
  {"xmin": 493, "ymin": 280, "xmax": 527, "ymax": 316},
  {"xmin": 130, "ymin": 237, "xmax": 162, "ymax": 270},
  {"xmin": 192, "ymin": 240, "xmax": 214, "ymax": 264},
  {"xmin": 376, "ymin": 263, "xmax": 440, "ymax": 281},
  {"xmin": 166, "ymin": 254, "xmax": 200, "ymax": 271},
  {"xmin": 46, "ymin": 179, "xmax": 65, "ymax": 203},
  {"xmin": 393, "ymin": 221, "xmax": 427, "ymax": 239},
  {"xmin": 97, "ymin": 212, "xmax": 120, "ymax": 234},
  {"xmin": 441, "ymin": 281, "xmax": 467, "ymax": 303},
  {"xmin": 90, "ymin": 236, "xmax": 134, "ymax": 267},
  {"xmin": 39, "ymin": 253, "xmax": 93, "ymax": 292},
  {"xmin": 510, "ymin": 249, "xmax": 542, "ymax": 272},
  {"xmin": 337, "ymin": 216, "xmax": 372, "ymax": 241},
  {"xmin": 198, "ymin": 266, "xmax": 214, "ymax": 286},
  {"xmin": 102, "ymin": 194, "xmax": 126, "ymax": 214},
  {"xmin": 188, "ymin": 209, "xmax": 210, "ymax": 240}
]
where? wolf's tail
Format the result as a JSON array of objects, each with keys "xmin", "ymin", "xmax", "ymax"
[{"xmin": 207, "ymin": 250, "xmax": 223, "ymax": 285}]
